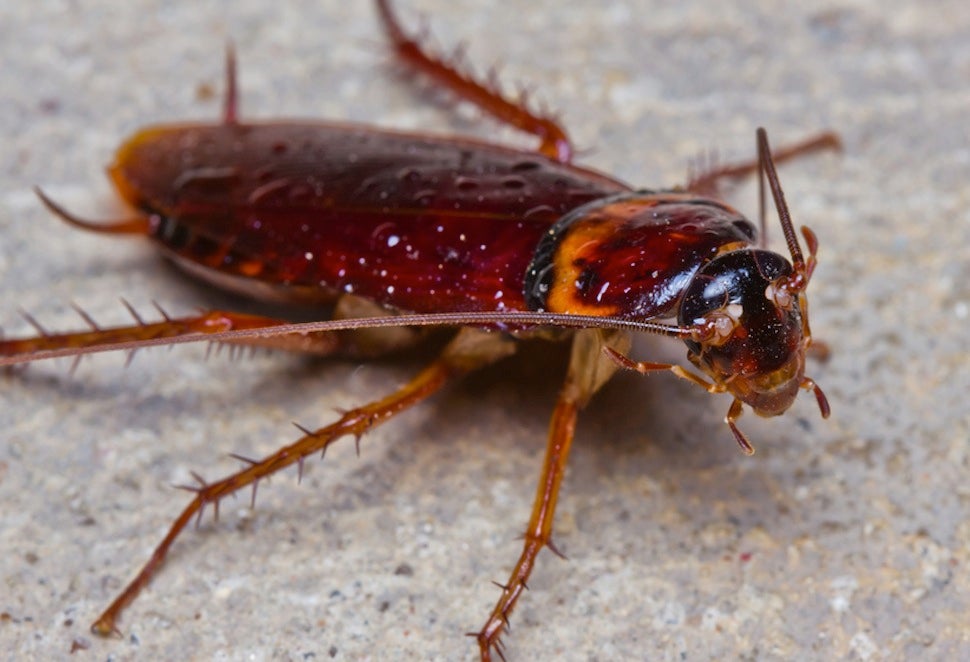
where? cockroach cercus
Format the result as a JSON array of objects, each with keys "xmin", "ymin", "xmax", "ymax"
[{"xmin": 1, "ymin": 1, "xmax": 838, "ymax": 659}]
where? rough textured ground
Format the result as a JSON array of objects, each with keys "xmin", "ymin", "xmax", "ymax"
[{"xmin": 1, "ymin": 1, "xmax": 968, "ymax": 660}]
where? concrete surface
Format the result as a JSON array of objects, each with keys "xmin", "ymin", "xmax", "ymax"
[{"xmin": 1, "ymin": 1, "xmax": 968, "ymax": 660}]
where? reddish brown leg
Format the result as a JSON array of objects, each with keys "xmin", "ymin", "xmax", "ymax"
[
  {"xmin": 601, "ymin": 346, "xmax": 758, "ymax": 455},
  {"xmin": 222, "ymin": 41, "xmax": 239, "ymax": 125},
  {"xmin": 0, "ymin": 291, "xmax": 436, "ymax": 367},
  {"xmin": 375, "ymin": 0, "xmax": 573, "ymax": 162},
  {"xmin": 475, "ymin": 396, "xmax": 578, "ymax": 660},
  {"xmin": 91, "ymin": 328, "xmax": 515, "ymax": 636},
  {"xmin": 475, "ymin": 329, "xmax": 626, "ymax": 660},
  {"xmin": 0, "ymin": 307, "xmax": 298, "ymax": 366},
  {"xmin": 601, "ymin": 346, "xmax": 722, "ymax": 393},
  {"xmin": 686, "ymin": 131, "xmax": 841, "ymax": 197}
]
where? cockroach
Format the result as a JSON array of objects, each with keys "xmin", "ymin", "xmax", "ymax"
[{"xmin": 1, "ymin": 1, "xmax": 838, "ymax": 659}]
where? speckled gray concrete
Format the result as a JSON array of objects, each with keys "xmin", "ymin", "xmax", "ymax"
[{"xmin": 1, "ymin": 1, "xmax": 968, "ymax": 660}]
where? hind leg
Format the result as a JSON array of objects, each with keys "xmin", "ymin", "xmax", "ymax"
[
  {"xmin": 375, "ymin": 0, "xmax": 573, "ymax": 162},
  {"xmin": 0, "ymin": 290, "xmax": 437, "ymax": 367},
  {"xmin": 89, "ymin": 327, "xmax": 516, "ymax": 635}
]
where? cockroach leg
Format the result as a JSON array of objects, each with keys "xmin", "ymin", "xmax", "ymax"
[
  {"xmin": 91, "ymin": 327, "xmax": 515, "ymax": 636},
  {"xmin": 0, "ymin": 308, "xmax": 285, "ymax": 364},
  {"xmin": 686, "ymin": 131, "xmax": 841, "ymax": 198},
  {"xmin": 475, "ymin": 391, "xmax": 581, "ymax": 659},
  {"xmin": 724, "ymin": 398, "xmax": 754, "ymax": 455},
  {"xmin": 374, "ymin": 0, "xmax": 573, "ymax": 163},
  {"xmin": 476, "ymin": 329, "xmax": 626, "ymax": 659},
  {"xmin": 602, "ymin": 346, "xmax": 761, "ymax": 453},
  {"xmin": 0, "ymin": 294, "xmax": 438, "ymax": 366},
  {"xmin": 800, "ymin": 376, "xmax": 831, "ymax": 419},
  {"xmin": 222, "ymin": 41, "xmax": 239, "ymax": 125},
  {"xmin": 601, "ymin": 346, "xmax": 722, "ymax": 393}
]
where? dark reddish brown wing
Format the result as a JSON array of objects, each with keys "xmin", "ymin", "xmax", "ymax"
[{"xmin": 111, "ymin": 122, "xmax": 629, "ymax": 313}]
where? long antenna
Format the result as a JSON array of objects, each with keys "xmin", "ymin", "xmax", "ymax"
[
  {"xmin": 0, "ymin": 309, "xmax": 695, "ymax": 367},
  {"xmin": 757, "ymin": 127, "xmax": 804, "ymax": 267}
]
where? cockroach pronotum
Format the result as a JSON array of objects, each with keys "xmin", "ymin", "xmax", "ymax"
[{"xmin": 1, "ymin": 1, "xmax": 839, "ymax": 659}]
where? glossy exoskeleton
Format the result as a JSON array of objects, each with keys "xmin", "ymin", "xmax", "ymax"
[{"xmin": 1, "ymin": 1, "xmax": 837, "ymax": 659}]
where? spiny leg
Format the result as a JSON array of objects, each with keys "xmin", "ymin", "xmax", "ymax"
[
  {"xmin": 0, "ymin": 305, "xmax": 341, "ymax": 367},
  {"xmin": 0, "ymin": 292, "xmax": 435, "ymax": 367},
  {"xmin": 374, "ymin": 0, "xmax": 573, "ymax": 162},
  {"xmin": 91, "ymin": 327, "xmax": 516, "ymax": 636},
  {"xmin": 476, "ymin": 329, "xmax": 628, "ymax": 660},
  {"xmin": 686, "ymin": 131, "xmax": 841, "ymax": 198}
]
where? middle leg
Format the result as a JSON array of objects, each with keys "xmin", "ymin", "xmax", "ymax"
[
  {"xmin": 475, "ymin": 328, "xmax": 630, "ymax": 660},
  {"xmin": 89, "ymin": 327, "xmax": 516, "ymax": 636},
  {"xmin": 686, "ymin": 131, "xmax": 841, "ymax": 197}
]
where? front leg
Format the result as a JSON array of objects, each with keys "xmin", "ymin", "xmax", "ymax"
[{"xmin": 475, "ymin": 328, "xmax": 629, "ymax": 660}]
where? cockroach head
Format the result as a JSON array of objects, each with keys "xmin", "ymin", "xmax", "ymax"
[{"xmin": 678, "ymin": 248, "xmax": 806, "ymax": 418}]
